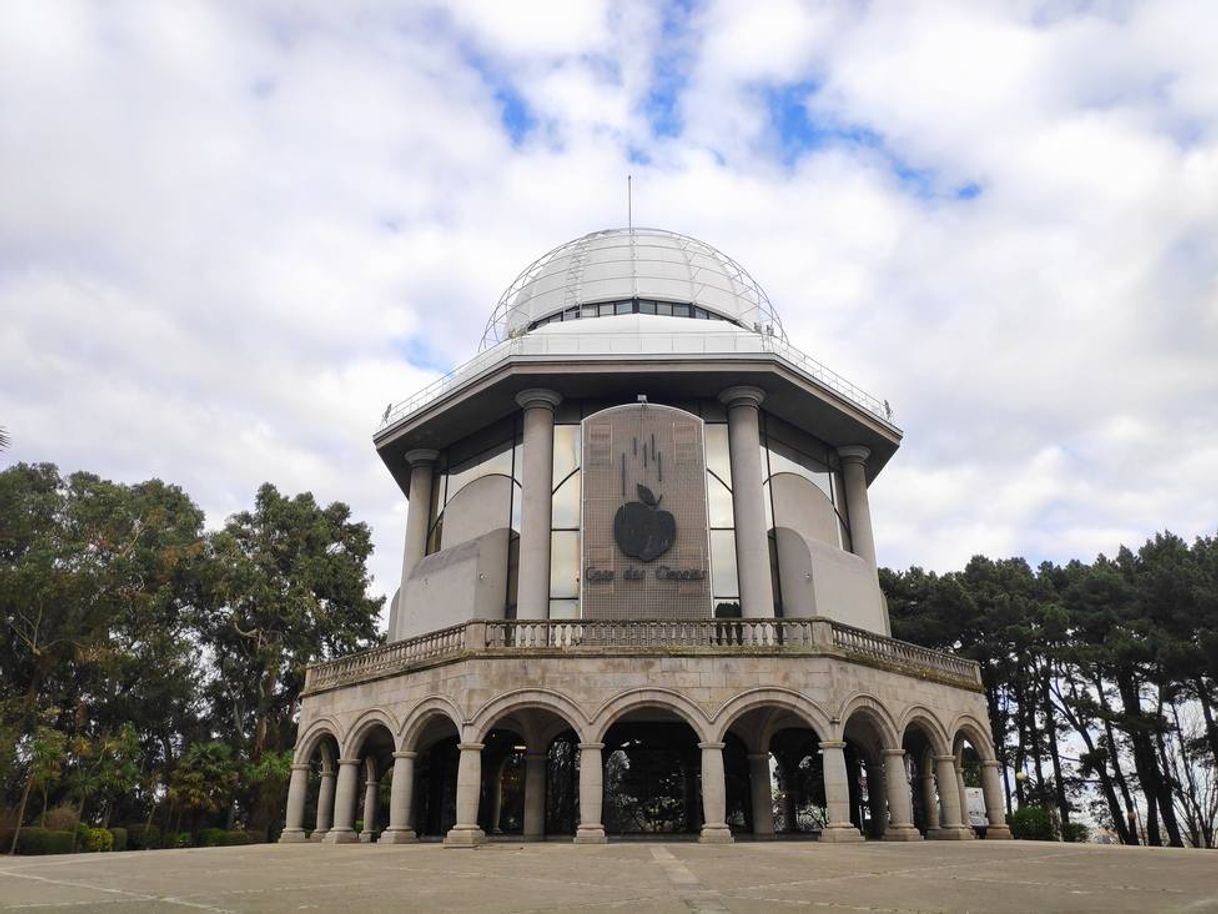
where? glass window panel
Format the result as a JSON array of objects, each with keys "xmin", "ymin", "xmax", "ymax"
[
  {"xmin": 513, "ymin": 442, "xmax": 524, "ymax": 483},
  {"xmin": 672, "ymin": 303, "xmax": 690, "ymax": 317},
  {"xmin": 551, "ymin": 472, "xmax": 581, "ymax": 529},
  {"xmin": 552, "ymin": 425, "xmax": 581, "ymax": 484},
  {"xmin": 638, "ymin": 300, "xmax": 657, "ymax": 315},
  {"xmin": 550, "ymin": 530, "xmax": 581, "ymax": 599},
  {"xmin": 694, "ymin": 307, "xmax": 708, "ymax": 319},
  {"xmin": 707, "ymin": 475, "xmax": 734, "ymax": 528},
  {"xmin": 506, "ymin": 534, "xmax": 519, "ymax": 617},
  {"xmin": 615, "ymin": 300, "xmax": 632, "ymax": 315},
  {"xmin": 656, "ymin": 301, "xmax": 673, "ymax": 316},
  {"xmin": 704, "ymin": 425, "xmax": 732, "ymax": 484},
  {"xmin": 766, "ymin": 440, "xmax": 832, "ymax": 498},
  {"xmin": 599, "ymin": 302, "xmax": 615, "ymax": 316},
  {"xmin": 710, "ymin": 529, "xmax": 739, "ymax": 600},
  {"xmin": 549, "ymin": 599, "xmax": 580, "ymax": 620},
  {"xmin": 511, "ymin": 481, "xmax": 522, "ymax": 532},
  {"xmin": 581, "ymin": 304, "xmax": 598, "ymax": 318}
]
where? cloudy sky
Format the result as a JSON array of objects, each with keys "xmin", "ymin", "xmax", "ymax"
[{"xmin": 3, "ymin": 0, "xmax": 1216, "ymax": 621}]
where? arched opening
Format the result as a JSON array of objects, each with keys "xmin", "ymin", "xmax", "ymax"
[
  {"xmin": 410, "ymin": 714, "xmax": 461, "ymax": 840},
  {"xmin": 902, "ymin": 718, "xmax": 948, "ymax": 838},
  {"xmin": 770, "ymin": 728, "xmax": 827, "ymax": 836},
  {"xmin": 346, "ymin": 722, "xmax": 396, "ymax": 843},
  {"xmin": 602, "ymin": 708, "xmax": 702, "ymax": 837},
  {"xmin": 480, "ymin": 728, "xmax": 526, "ymax": 836},
  {"xmin": 953, "ymin": 722, "xmax": 1004, "ymax": 838},
  {"xmin": 842, "ymin": 709, "xmax": 893, "ymax": 840},
  {"xmin": 300, "ymin": 731, "xmax": 339, "ymax": 841}
]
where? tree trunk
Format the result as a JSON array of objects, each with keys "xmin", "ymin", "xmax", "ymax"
[
  {"xmin": 1116, "ymin": 672, "xmax": 1180, "ymax": 846},
  {"xmin": 1196, "ymin": 682, "xmax": 1218, "ymax": 774},
  {"xmin": 10, "ymin": 773, "xmax": 34, "ymax": 854},
  {"xmin": 1055, "ymin": 676, "xmax": 1128, "ymax": 844},
  {"xmin": 1095, "ymin": 676, "xmax": 1137, "ymax": 844},
  {"xmin": 1041, "ymin": 664, "xmax": 1070, "ymax": 825}
]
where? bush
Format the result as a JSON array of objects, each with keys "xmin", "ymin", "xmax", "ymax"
[
  {"xmin": 1061, "ymin": 821, "xmax": 1090, "ymax": 843},
  {"xmin": 108, "ymin": 827, "xmax": 128, "ymax": 852},
  {"xmin": 12, "ymin": 828, "xmax": 75, "ymax": 855},
  {"xmin": 43, "ymin": 805, "xmax": 79, "ymax": 831},
  {"xmin": 159, "ymin": 831, "xmax": 192, "ymax": 848},
  {"xmin": 223, "ymin": 830, "xmax": 250, "ymax": 846},
  {"xmin": 81, "ymin": 827, "xmax": 114, "ymax": 852},
  {"xmin": 126, "ymin": 824, "xmax": 160, "ymax": 850},
  {"xmin": 1008, "ymin": 805, "xmax": 1057, "ymax": 841},
  {"xmin": 197, "ymin": 827, "xmax": 227, "ymax": 847}
]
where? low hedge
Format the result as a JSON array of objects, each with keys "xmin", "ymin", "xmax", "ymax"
[
  {"xmin": 108, "ymin": 827, "xmax": 128, "ymax": 852},
  {"xmin": 81, "ymin": 827, "xmax": 114, "ymax": 852},
  {"xmin": 6, "ymin": 828, "xmax": 76, "ymax": 855},
  {"xmin": 126, "ymin": 824, "xmax": 160, "ymax": 850},
  {"xmin": 196, "ymin": 827, "xmax": 228, "ymax": 847}
]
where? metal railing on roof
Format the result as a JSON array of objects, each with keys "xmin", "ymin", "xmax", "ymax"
[{"xmin": 375, "ymin": 327, "xmax": 896, "ymax": 436}]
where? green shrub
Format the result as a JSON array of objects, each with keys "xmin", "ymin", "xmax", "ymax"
[
  {"xmin": 175, "ymin": 832, "xmax": 193, "ymax": 848},
  {"xmin": 160, "ymin": 831, "xmax": 192, "ymax": 848},
  {"xmin": 197, "ymin": 827, "xmax": 227, "ymax": 847},
  {"xmin": 1061, "ymin": 821, "xmax": 1090, "ymax": 843},
  {"xmin": 223, "ymin": 830, "xmax": 250, "ymax": 846},
  {"xmin": 82, "ymin": 827, "xmax": 114, "ymax": 852},
  {"xmin": 1008, "ymin": 805, "xmax": 1057, "ymax": 841},
  {"xmin": 107, "ymin": 827, "xmax": 128, "ymax": 852},
  {"xmin": 43, "ymin": 805, "xmax": 79, "ymax": 831},
  {"xmin": 126, "ymin": 824, "xmax": 160, "ymax": 850},
  {"xmin": 243, "ymin": 829, "xmax": 267, "ymax": 844},
  {"xmin": 13, "ymin": 828, "xmax": 75, "ymax": 855}
]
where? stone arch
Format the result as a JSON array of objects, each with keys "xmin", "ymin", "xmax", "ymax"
[
  {"xmin": 342, "ymin": 707, "xmax": 401, "ymax": 758},
  {"xmin": 898, "ymin": 706, "xmax": 951, "ymax": 757},
  {"xmin": 469, "ymin": 688, "xmax": 592, "ymax": 743},
  {"xmin": 948, "ymin": 714, "xmax": 996, "ymax": 761},
  {"xmin": 591, "ymin": 687, "xmax": 714, "ymax": 743},
  {"xmin": 835, "ymin": 693, "xmax": 901, "ymax": 750},
  {"xmin": 399, "ymin": 695, "xmax": 465, "ymax": 751},
  {"xmin": 294, "ymin": 717, "xmax": 342, "ymax": 765},
  {"xmin": 709, "ymin": 687, "xmax": 833, "ymax": 744}
]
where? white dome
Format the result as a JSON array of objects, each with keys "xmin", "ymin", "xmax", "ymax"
[{"xmin": 481, "ymin": 228, "xmax": 785, "ymax": 350}]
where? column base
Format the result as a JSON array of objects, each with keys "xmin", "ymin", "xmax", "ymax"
[
  {"xmin": 818, "ymin": 824, "xmax": 864, "ymax": 843},
  {"xmin": 523, "ymin": 833, "xmax": 545, "ymax": 842},
  {"xmin": 278, "ymin": 829, "xmax": 308, "ymax": 843},
  {"xmin": 928, "ymin": 825, "xmax": 975, "ymax": 840},
  {"xmin": 443, "ymin": 825, "xmax": 485, "ymax": 847},
  {"xmin": 310, "ymin": 830, "xmax": 328, "ymax": 843},
  {"xmin": 379, "ymin": 828, "xmax": 417, "ymax": 844},
  {"xmin": 322, "ymin": 828, "xmax": 359, "ymax": 844},
  {"xmin": 358, "ymin": 831, "xmax": 376, "ymax": 844},
  {"xmin": 574, "ymin": 825, "xmax": 607, "ymax": 844},
  {"xmin": 982, "ymin": 824, "xmax": 1013, "ymax": 840},
  {"xmin": 699, "ymin": 824, "xmax": 734, "ymax": 844},
  {"xmin": 882, "ymin": 826, "xmax": 923, "ymax": 841},
  {"xmin": 751, "ymin": 831, "xmax": 777, "ymax": 840}
]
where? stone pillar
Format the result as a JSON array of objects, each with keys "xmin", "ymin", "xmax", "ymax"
[
  {"xmin": 359, "ymin": 770, "xmax": 379, "ymax": 843},
  {"xmin": 747, "ymin": 753, "xmax": 775, "ymax": 838},
  {"xmin": 516, "ymin": 389, "xmax": 562, "ymax": 620},
  {"xmin": 523, "ymin": 752, "xmax": 547, "ymax": 841},
  {"xmin": 980, "ymin": 760, "xmax": 1013, "ymax": 839},
  {"xmin": 920, "ymin": 767, "xmax": 940, "ymax": 835},
  {"xmin": 381, "ymin": 751, "xmax": 418, "ymax": 844},
  {"xmin": 279, "ymin": 763, "xmax": 310, "ymax": 842},
  {"xmin": 882, "ymin": 749, "xmax": 920, "ymax": 841},
  {"xmin": 396, "ymin": 449, "xmax": 439, "ymax": 640},
  {"xmin": 818, "ymin": 741, "xmax": 863, "ymax": 842},
  {"xmin": 314, "ymin": 768, "xmax": 336, "ymax": 841},
  {"xmin": 866, "ymin": 762, "xmax": 887, "ymax": 839},
  {"xmin": 698, "ymin": 742, "xmax": 733, "ymax": 843},
  {"xmin": 956, "ymin": 761, "xmax": 974, "ymax": 837},
  {"xmin": 719, "ymin": 386, "xmax": 775, "ymax": 619},
  {"xmin": 930, "ymin": 755, "xmax": 972, "ymax": 839},
  {"xmin": 837, "ymin": 446, "xmax": 876, "ymax": 569},
  {"xmin": 575, "ymin": 742, "xmax": 606, "ymax": 844},
  {"xmin": 323, "ymin": 758, "xmax": 361, "ymax": 843},
  {"xmin": 445, "ymin": 742, "xmax": 486, "ymax": 847}
]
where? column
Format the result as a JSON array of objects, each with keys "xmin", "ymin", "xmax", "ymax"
[
  {"xmin": 516, "ymin": 389, "xmax": 562, "ymax": 620},
  {"xmin": 719, "ymin": 386, "xmax": 775, "ymax": 618},
  {"xmin": 313, "ymin": 768, "xmax": 336, "ymax": 841},
  {"xmin": 882, "ymin": 749, "xmax": 920, "ymax": 841},
  {"xmin": 836, "ymin": 446, "xmax": 876, "ymax": 569},
  {"xmin": 698, "ymin": 742, "xmax": 733, "ymax": 843},
  {"xmin": 575, "ymin": 742, "xmax": 606, "ymax": 844},
  {"xmin": 747, "ymin": 752, "xmax": 775, "ymax": 838},
  {"xmin": 359, "ymin": 770, "xmax": 379, "ymax": 843},
  {"xmin": 818, "ymin": 741, "xmax": 863, "ymax": 842},
  {"xmin": 920, "ymin": 767, "xmax": 940, "ymax": 835},
  {"xmin": 445, "ymin": 742, "xmax": 486, "ymax": 847},
  {"xmin": 279, "ymin": 762, "xmax": 310, "ymax": 842},
  {"xmin": 956, "ymin": 761, "xmax": 974, "ymax": 837},
  {"xmin": 380, "ymin": 751, "xmax": 418, "ymax": 844},
  {"xmin": 866, "ymin": 762, "xmax": 887, "ymax": 839},
  {"xmin": 395, "ymin": 449, "xmax": 439, "ymax": 641},
  {"xmin": 930, "ymin": 755, "xmax": 972, "ymax": 839},
  {"xmin": 523, "ymin": 752, "xmax": 547, "ymax": 841},
  {"xmin": 322, "ymin": 758, "xmax": 361, "ymax": 843},
  {"xmin": 980, "ymin": 760, "xmax": 1013, "ymax": 839}
]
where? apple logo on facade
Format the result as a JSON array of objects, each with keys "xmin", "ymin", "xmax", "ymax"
[{"xmin": 614, "ymin": 484, "xmax": 676, "ymax": 562}]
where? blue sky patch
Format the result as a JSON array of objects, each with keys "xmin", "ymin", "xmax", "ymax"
[{"xmin": 644, "ymin": 0, "xmax": 697, "ymax": 138}]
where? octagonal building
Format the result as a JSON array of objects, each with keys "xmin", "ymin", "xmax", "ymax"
[{"xmin": 282, "ymin": 228, "xmax": 1012, "ymax": 847}]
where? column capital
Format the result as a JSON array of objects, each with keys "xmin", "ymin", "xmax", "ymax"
[
  {"xmin": 291, "ymin": 763, "xmax": 311, "ymax": 772},
  {"xmin": 818, "ymin": 740, "xmax": 847, "ymax": 750},
  {"xmin": 457, "ymin": 742, "xmax": 485, "ymax": 752},
  {"xmin": 718, "ymin": 385, "xmax": 766, "ymax": 409},
  {"xmin": 392, "ymin": 750, "xmax": 419, "ymax": 760},
  {"xmin": 515, "ymin": 388, "xmax": 562, "ymax": 411},
  {"xmin": 933, "ymin": 754, "xmax": 959, "ymax": 763},
  {"xmin": 836, "ymin": 445, "xmax": 871, "ymax": 463},
  {"xmin": 404, "ymin": 448, "xmax": 440, "ymax": 467},
  {"xmin": 746, "ymin": 752, "xmax": 770, "ymax": 762},
  {"xmin": 697, "ymin": 741, "xmax": 726, "ymax": 751},
  {"xmin": 981, "ymin": 759, "xmax": 1002, "ymax": 769},
  {"xmin": 337, "ymin": 757, "xmax": 363, "ymax": 767},
  {"xmin": 320, "ymin": 768, "xmax": 337, "ymax": 779},
  {"xmin": 577, "ymin": 742, "xmax": 605, "ymax": 751},
  {"xmin": 882, "ymin": 748, "xmax": 907, "ymax": 759}
]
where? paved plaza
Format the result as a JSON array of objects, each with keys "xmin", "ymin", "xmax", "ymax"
[{"xmin": 1, "ymin": 840, "xmax": 1216, "ymax": 914}]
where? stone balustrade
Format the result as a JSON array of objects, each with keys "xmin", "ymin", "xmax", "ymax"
[{"xmin": 303, "ymin": 617, "xmax": 982, "ymax": 693}]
